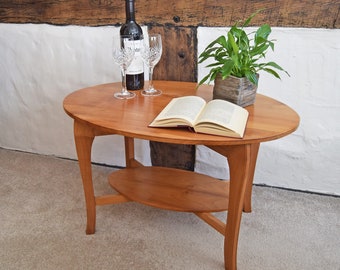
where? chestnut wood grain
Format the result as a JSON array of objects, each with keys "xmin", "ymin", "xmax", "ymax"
[
  {"xmin": 64, "ymin": 81, "xmax": 300, "ymax": 145},
  {"xmin": 109, "ymin": 166, "xmax": 229, "ymax": 212},
  {"xmin": 109, "ymin": 166, "xmax": 229, "ymax": 235},
  {"xmin": 63, "ymin": 81, "xmax": 299, "ymax": 270},
  {"xmin": 0, "ymin": 0, "xmax": 338, "ymax": 28}
]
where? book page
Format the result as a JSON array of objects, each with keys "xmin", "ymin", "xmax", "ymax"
[
  {"xmin": 150, "ymin": 96, "xmax": 206, "ymax": 127},
  {"xmin": 195, "ymin": 99, "xmax": 249, "ymax": 137},
  {"xmin": 196, "ymin": 99, "xmax": 235, "ymax": 127}
]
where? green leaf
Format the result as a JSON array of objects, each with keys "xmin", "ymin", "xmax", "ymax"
[
  {"xmin": 205, "ymin": 62, "xmax": 222, "ymax": 67},
  {"xmin": 198, "ymin": 73, "xmax": 213, "ymax": 86},
  {"xmin": 221, "ymin": 60, "xmax": 234, "ymax": 78},
  {"xmin": 227, "ymin": 31, "xmax": 239, "ymax": 55},
  {"xmin": 263, "ymin": 68, "xmax": 281, "ymax": 79},
  {"xmin": 266, "ymin": 61, "xmax": 283, "ymax": 69},
  {"xmin": 255, "ymin": 24, "xmax": 271, "ymax": 40},
  {"xmin": 264, "ymin": 62, "xmax": 290, "ymax": 76},
  {"xmin": 210, "ymin": 69, "xmax": 220, "ymax": 81},
  {"xmin": 244, "ymin": 71, "xmax": 258, "ymax": 85},
  {"xmin": 217, "ymin": 35, "xmax": 228, "ymax": 47},
  {"xmin": 250, "ymin": 43, "xmax": 269, "ymax": 57}
]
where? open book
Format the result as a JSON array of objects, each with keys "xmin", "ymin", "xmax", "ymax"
[{"xmin": 149, "ymin": 96, "xmax": 249, "ymax": 138}]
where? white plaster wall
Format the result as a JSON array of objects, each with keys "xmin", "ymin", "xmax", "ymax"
[
  {"xmin": 0, "ymin": 23, "xmax": 339, "ymax": 195},
  {"xmin": 0, "ymin": 24, "xmax": 151, "ymax": 167}
]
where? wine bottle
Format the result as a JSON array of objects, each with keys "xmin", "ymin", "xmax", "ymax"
[{"xmin": 120, "ymin": 0, "xmax": 144, "ymax": 90}]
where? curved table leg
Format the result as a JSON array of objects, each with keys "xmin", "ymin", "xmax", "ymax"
[
  {"xmin": 74, "ymin": 121, "xmax": 96, "ymax": 234},
  {"xmin": 208, "ymin": 144, "xmax": 254, "ymax": 270},
  {"xmin": 208, "ymin": 143, "xmax": 260, "ymax": 214},
  {"xmin": 223, "ymin": 144, "xmax": 251, "ymax": 270},
  {"xmin": 243, "ymin": 143, "xmax": 260, "ymax": 213}
]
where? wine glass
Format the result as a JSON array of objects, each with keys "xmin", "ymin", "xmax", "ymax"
[
  {"xmin": 140, "ymin": 34, "xmax": 162, "ymax": 96},
  {"xmin": 112, "ymin": 35, "xmax": 136, "ymax": 99}
]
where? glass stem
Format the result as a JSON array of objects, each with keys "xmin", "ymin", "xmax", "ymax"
[
  {"xmin": 149, "ymin": 66, "xmax": 154, "ymax": 91},
  {"xmin": 121, "ymin": 68, "xmax": 128, "ymax": 94}
]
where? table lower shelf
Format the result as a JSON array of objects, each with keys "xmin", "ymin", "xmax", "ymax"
[{"xmin": 108, "ymin": 166, "xmax": 229, "ymax": 212}]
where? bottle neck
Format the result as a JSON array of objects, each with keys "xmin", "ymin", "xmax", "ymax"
[{"xmin": 125, "ymin": 0, "xmax": 136, "ymax": 22}]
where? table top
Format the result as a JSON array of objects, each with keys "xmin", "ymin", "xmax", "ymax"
[{"xmin": 63, "ymin": 80, "xmax": 300, "ymax": 145}]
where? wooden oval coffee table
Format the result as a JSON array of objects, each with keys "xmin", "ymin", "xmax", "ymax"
[{"xmin": 63, "ymin": 80, "xmax": 299, "ymax": 270}]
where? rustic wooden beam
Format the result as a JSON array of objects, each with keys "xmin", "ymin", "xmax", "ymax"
[
  {"xmin": 147, "ymin": 25, "xmax": 197, "ymax": 170},
  {"xmin": 0, "ymin": 0, "xmax": 338, "ymax": 28},
  {"xmin": 148, "ymin": 25, "xmax": 197, "ymax": 82}
]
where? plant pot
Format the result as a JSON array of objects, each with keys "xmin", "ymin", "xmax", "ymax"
[
  {"xmin": 150, "ymin": 141, "xmax": 195, "ymax": 171},
  {"xmin": 213, "ymin": 74, "xmax": 259, "ymax": 107}
]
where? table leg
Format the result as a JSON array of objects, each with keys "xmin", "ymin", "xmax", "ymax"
[
  {"xmin": 124, "ymin": 137, "xmax": 144, "ymax": 168},
  {"xmin": 74, "ymin": 121, "xmax": 96, "ymax": 234},
  {"xmin": 208, "ymin": 143, "xmax": 259, "ymax": 213},
  {"xmin": 224, "ymin": 144, "xmax": 251, "ymax": 270},
  {"xmin": 243, "ymin": 143, "xmax": 260, "ymax": 213},
  {"xmin": 207, "ymin": 144, "xmax": 253, "ymax": 270}
]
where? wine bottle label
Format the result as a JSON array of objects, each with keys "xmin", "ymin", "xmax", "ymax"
[{"xmin": 127, "ymin": 40, "xmax": 143, "ymax": 75}]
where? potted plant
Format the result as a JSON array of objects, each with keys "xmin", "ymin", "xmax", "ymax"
[{"xmin": 198, "ymin": 10, "xmax": 289, "ymax": 107}]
